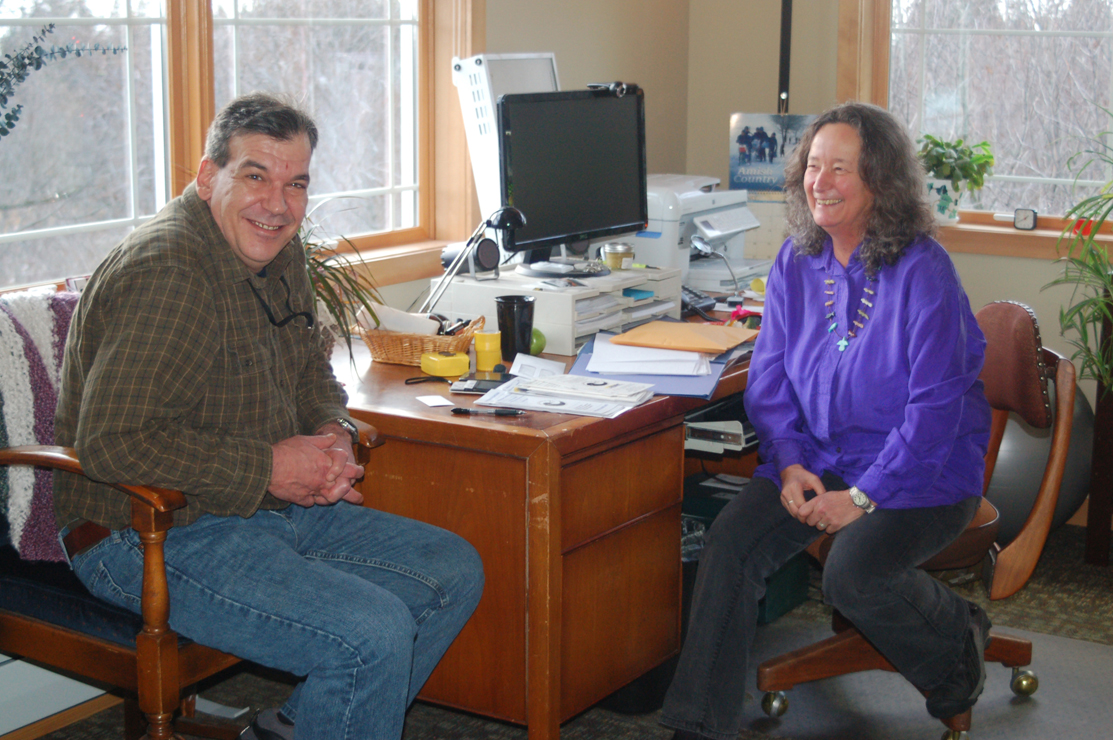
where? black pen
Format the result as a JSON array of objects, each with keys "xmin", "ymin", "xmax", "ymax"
[{"xmin": 451, "ymin": 407, "xmax": 525, "ymax": 416}]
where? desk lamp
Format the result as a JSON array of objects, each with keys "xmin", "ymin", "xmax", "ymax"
[
  {"xmin": 420, "ymin": 206, "xmax": 526, "ymax": 315},
  {"xmin": 690, "ymin": 234, "xmax": 741, "ymax": 296}
]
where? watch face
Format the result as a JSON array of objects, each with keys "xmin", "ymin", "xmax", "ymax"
[{"xmin": 1014, "ymin": 208, "xmax": 1037, "ymax": 230}]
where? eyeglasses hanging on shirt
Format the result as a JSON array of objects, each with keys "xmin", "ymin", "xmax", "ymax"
[{"xmin": 247, "ymin": 275, "xmax": 315, "ymax": 329}]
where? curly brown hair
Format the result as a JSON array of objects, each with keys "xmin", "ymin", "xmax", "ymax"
[{"xmin": 783, "ymin": 102, "xmax": 934, "ymax": 276}]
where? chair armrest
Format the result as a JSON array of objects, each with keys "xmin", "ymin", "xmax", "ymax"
[
  {"xmin": 351, "ymin": 419, "xmax": 383, "ymax": 467},
  {"xmin": 0, "ymin": 445, "xmax": 187, "ymax": 513}
]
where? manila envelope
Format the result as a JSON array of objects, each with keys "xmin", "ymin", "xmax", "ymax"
[{"xmin": 610, "ymin": 321, "xmax": 758, "ymax": 354}]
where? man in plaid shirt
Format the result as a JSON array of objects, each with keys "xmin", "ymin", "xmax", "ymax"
[{"xmin": 54, "ymin": 93, "xmax": 484, "ymax": 740}]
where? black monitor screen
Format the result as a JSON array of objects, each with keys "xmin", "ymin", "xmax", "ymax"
[{"xmin": 497, "ymin": 89, "xmax": 648, "ymax": 254}]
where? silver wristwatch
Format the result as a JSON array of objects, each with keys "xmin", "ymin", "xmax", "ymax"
[
  {"xmin": 329, "ymin": 417, "xmax": 359, "ymax": 444},
  {"xmin": 849, "ymin": 486, "xmax": 876, "ymax": 514}
]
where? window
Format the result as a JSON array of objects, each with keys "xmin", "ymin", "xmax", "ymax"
[
  {"xmin": 0, "ymin": 0, "xmax": 429, "ymax": 288},
  {"xmin": 888, "ymin": 0, "xmax": 1113, "ymax": 217}
]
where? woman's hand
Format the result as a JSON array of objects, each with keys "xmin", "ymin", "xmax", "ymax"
[
  {"xmin": 796, "ymin": 489, "xmax": 865, "ymax": 534},
  {"xmin": 779, "ymin": 464, "xmax": 826, "ymax": 521}
]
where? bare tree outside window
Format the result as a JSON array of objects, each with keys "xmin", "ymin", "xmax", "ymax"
[
  {"xmin": 0, "ymin": 0, "xmax": 420, "ymax": 288},
  {"xmin": 890, "ymin": 0, "xmax": 1113, "ymax": 216}
]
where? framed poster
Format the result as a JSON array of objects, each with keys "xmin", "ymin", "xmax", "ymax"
[{"xmin": 729, "ymin": 112, "xmax": 815, "ymax": 202}]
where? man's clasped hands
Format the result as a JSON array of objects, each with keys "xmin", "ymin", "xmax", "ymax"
[{"xmin": 270, "ymin": 425, "xmax": 364, "ymax": 507}]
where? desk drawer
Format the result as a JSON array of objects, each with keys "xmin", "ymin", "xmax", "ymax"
[
  {"xmin": 561, "ymin": 425, "xmax": 684, "ymax": 551},
  {"xmin": 560, "ymin": 508, "xmax": 681, "ymax": 719}
]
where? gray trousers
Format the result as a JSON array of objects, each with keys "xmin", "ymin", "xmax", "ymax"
[{"xmin": 660, "ymin": 472, "xmax": 980, "ymax": 740}]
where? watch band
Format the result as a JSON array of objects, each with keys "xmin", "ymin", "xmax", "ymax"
[
  {"xmin": 326, "ymin": 417, "xmax": 359, "ymax": 444},
  {"xmin": 849, "ymin": 485, "xmax": 876, "ymax": 514}
]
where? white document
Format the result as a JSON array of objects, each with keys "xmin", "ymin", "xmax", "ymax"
[
  {"xmin": 518, "ymin": 373, "xmax": 654, "ymax": 405},
  {"xmin": 509, "ymin": 354, "xmax": 566, "ymax": 378},
  {"xmin": 475, "ymin": 377, "xmax": 636, "ymax": 418},
  {"xmin": 586, "ymin": 332, "xmax": 711, "ymax": 376},
  {"xmin": 416, "ymin": 395, "xmax": 454, "ymax": 407}
]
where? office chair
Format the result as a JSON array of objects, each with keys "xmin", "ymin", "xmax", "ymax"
[
  {"xmin": 755, "ymin": 301, "xmax": 1076, "ymax": 740},
  {"xmin": 0, "ymin": 287, "xmax": 382, "ymax": 740}
]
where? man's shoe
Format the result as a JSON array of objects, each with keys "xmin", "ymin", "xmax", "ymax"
[
  {"xmin": 239, "ymin": 708, "xmax": 295, "ymax": 740},
  {"xmin": 926, "ymin": 602, "xmax": 992, "ymax": 719}
]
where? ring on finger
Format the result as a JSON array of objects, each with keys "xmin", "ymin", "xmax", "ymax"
[{"xmin": 817, "ymin": 522, "xmax": 827, "ymax": 530}]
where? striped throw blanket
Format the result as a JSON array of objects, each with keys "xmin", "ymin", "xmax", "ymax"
[{"xmin": 0, "ymin": 288, "xmax": 79, "ymax": 561}]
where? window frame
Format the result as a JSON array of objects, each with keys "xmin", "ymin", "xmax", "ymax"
[
  {"xmin": 841, "ymin": 0, "xmax": 1113, "ymax": 259},
  {"xmin": 168, "ymin": 0, "xmax": 440, "ymax": 253},
  {"xmin": 2, "ymin": 0, "xmax": 474, "ymax": 291}
]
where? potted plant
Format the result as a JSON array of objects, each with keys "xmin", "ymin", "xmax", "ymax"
[
  {"xmin": 917, "ymin": 134, "xmax": 994, "ymax": 223},
  {"xmin": 1044, "ymin": 119, "xmax": 1113, "ymax": 564},
  {"xmin": 301, "ymin": 202, "xmax": 383, "ymax": 359}
]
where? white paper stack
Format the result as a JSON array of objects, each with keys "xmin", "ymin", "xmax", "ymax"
[
  {"xmin": 586, "ymin": 332, "xmax": 711, "ymax": 376},
  {"xmin": 517, "ymin": 374, "xmax": 655, "ymax": 406},
  {"xmin": 474, "ymin": 373, "xmax": 657, "ymax": 418}
]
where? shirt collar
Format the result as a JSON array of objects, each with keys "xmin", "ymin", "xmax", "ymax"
[
  {"xmin": 180, "ymin": 182, "xmax": 299, "ymax": 285},
  {"xmin": 815, "ymin": 236, "xmax": 865, "ymax": 277}
]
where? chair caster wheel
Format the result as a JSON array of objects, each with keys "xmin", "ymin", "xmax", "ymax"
[
  {"xmin": 1011, "ymin": 667, "xmax": 1038, "ymax": 696},
  {"xmin": 761, "ymin": 691, "xmax": 788, "ymax": 717},
  {"xmin": 940, "ymin": 731, "xmax": 968, "ymax": 740}
]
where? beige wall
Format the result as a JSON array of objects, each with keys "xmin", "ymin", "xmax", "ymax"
[{"xmin": 486, "ymin": 0, "xmax": 691, "ymax": 174}]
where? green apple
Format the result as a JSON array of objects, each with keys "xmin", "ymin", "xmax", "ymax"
[{"xmin": 530, "ymin": 327, "xmax": 546, "ymax": 355}]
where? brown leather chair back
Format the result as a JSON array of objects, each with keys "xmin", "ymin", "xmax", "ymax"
[{"xmin": 976, "ymin": 301, "xmax": 1053, "ymax": 428}]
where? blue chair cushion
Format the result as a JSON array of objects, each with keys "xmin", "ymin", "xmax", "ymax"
[{"xmin": 0, "ymin": 518, "xmax": 190, "ymax": 649}]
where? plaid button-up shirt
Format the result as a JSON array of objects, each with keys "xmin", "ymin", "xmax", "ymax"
[{"xmin": 54, "ymin": 184, "xmax": 353, "ymax": 530}]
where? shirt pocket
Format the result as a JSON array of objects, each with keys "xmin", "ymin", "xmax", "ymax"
[
  {"xmin": 227, "ymin": 340, "xmax": 271, "ymax": 376},
  {"xmin": 195, "ymin": 339, "xmax": 275, "ymax": 428}
]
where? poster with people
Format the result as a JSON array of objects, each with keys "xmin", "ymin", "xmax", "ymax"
[{"xmin": 729, "ymin": 112, "xmax": 815, "ymax": 202}]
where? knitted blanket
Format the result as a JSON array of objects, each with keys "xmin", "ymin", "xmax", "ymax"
[{"xmin": 0, "ymin": 288, "xmax": 79, "ymax": 561}]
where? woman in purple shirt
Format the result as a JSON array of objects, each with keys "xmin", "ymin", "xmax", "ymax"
[{"xmin": 661, "ymin": 103, "xmax": 992, "ymax": 740}]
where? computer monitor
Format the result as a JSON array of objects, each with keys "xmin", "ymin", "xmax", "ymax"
[{"xmin": 496, "ymin": 87, "xmax": 648, "ymax": 268}]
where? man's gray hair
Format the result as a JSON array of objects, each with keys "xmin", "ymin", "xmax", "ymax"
[{"xmin": 203, "ymin": 92, "xmax": 319, "ymax": 168}]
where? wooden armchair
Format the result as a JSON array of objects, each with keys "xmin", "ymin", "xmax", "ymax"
[
  {"xmin": 0, "ymin": 426, "xmax": 381, "ymax": 740},
  {"xmin": 755, "ymin": 301, "xmax": 1077, "ymax": 739}
]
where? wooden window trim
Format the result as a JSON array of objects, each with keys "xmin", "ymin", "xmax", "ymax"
[
  {"xmin": 839, "ymin": 0, "xmax": 1098, "ymax": 261},
  {"xmin": 165, "ymin": 0, "xmax": 475, "ymax": 287}
]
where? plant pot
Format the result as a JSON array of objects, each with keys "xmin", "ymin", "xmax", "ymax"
[{"xmin": 926, "ymin": 179, "xmax": 960, "ymax": 225}]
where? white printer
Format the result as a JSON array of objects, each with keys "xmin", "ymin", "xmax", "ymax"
[{"xmin": 621, "ymin": 174, "xmax": 761, "ymax": 289}]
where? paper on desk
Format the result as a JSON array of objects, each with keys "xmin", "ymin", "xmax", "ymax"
[
  {"xmin": 475, "ymin": 377, "xmax": 636, "ymax": 418},
  {"xmin": 416, "ymin": 395, "xmax": 454, "ymax": 407},
  {"xmin": 509, "ymin": 354, "xmax": 565, "ymax": 378},
  {"xmin": 569, "ymin": 334, "xmax": 727, "ymax": 399},
  {"xmin": 611, "ymin": 321, "xmax": 758, "ymax": 354},
  {"xmin": 586, "ymin": 332, "xmax": 711, "ymax": 376}
]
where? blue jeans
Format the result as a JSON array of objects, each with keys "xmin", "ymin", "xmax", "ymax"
[
  {"xmin": 72, "ymin": 503, "xmax": 484, "ymax": 740},
  {"xmin": 660, "ymin": 473, "xmax": 980, "ymax": 740}
]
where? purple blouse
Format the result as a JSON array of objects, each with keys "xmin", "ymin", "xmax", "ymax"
[{"xmin": 744, "ymin": 234, "xmax": 991, "ymax": 508}]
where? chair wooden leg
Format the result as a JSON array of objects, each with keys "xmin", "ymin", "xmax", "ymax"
[
  {"xmin": 123, "ymin": 697, "xmax": 146, "ymax": 740},
  {"xmin": 757, "ymin": 628, "xmax": 897, "ymax": 692},
  {"xmin": 985, "ymin": 630, "xmax": 1033, "ymax": 668}
]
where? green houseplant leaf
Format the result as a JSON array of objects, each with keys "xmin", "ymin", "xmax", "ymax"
[
  {"xmin": 1043, "ymin": 107, "xmax": 1113, "ymax": 394},
  {"xmin": 0, "ymin": 24, "xmax": 126, "ymax": 142},
  {"xmin": 301, "ymin": 198, "xmax": 384, "ymax": 361},
  {"xmin": 917, "ymin": 134, "xmax": 995, "ymax": 195}
]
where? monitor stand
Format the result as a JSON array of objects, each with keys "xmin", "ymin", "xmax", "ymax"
[{"xmin": 513, "ymin": 251, "xmax": 610, "ymax": 279}]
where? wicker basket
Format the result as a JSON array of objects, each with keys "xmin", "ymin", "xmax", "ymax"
[{"xmin": 360, "ymin": 316, "xmax": 485, "ymax": 366}]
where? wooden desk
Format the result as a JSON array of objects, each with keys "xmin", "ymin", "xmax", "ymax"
[{"xmin": 332, "ymin": 345, "xmax": 747, "ymax": 740}]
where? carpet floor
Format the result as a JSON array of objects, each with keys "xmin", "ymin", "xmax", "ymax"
[{"xmin": 33, "ymin": 524, "xmax": 1113, "ymax": 740}]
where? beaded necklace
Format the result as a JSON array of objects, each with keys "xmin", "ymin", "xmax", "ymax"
[{"xmin": 823, "ymin": 276, "xmax": 878, "ymax": 352}]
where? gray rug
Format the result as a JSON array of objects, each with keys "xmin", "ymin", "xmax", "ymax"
[
  {"xmin": 34, "ymin": 525, "xmax": 1113, "ymax": 739},
  {"xmin": 741, "ymin": 617, "xmax": 1113, "ymax": 740}
]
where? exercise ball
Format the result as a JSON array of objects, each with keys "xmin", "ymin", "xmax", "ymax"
[{"xmin": 984, "ymin": 381, "xmax": 1093, "ymax": 545}]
